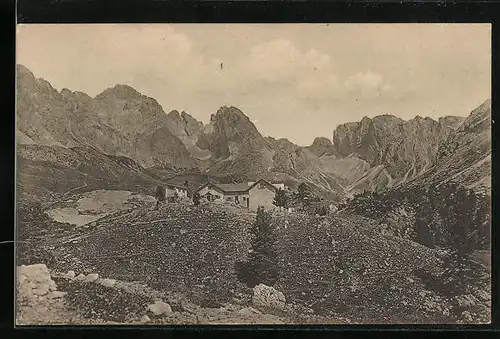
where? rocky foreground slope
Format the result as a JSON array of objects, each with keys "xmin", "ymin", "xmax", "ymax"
[
  {"xmin": 17, "ymin": 263, "xmax": 305, "ymax": 325},
  {"xmin": 17, "ymin": 198, "xmax": 490, "ymax": 324}
]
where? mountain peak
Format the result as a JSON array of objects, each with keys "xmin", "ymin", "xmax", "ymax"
[
  {"xmin": 372, "ymin": 114, "xmax": 405, "ymax": 124},
  {"xmin": 16, "ymin": 64, "xmax": 35, "ymax": 78},
  {"xmin": 167, "ymin": 110, "xmax": 181, "ymax": 118},
  {"xmin": 459, "ymin": 98, "xmax": 491, "ymax": 133},
  {"xmin": 60, "ymin": 88, "xmax": 73, "ymax": 96},
  {"xmin": 308, "ymin": 137, "xmax": 338, "ymax": 157},
  {"xmin": 180, "ymin": 111, "xmax": 194, "ymax": 120},
  {"xmin": 96, "ymin": 84, "xmax": 142, "ymax": 100},
  {"xmin": 438, "ymin": 116, "xmax": 465, "ymax": 130},
  {"xmin": 311, "ymin": 137, "xmax": 333, "ymax": 146},
  {"xmin": 216, "ymin": 105, "xmax": 246, "ymax": 117}
]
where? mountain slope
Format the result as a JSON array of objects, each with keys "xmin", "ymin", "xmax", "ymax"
[
  {"xmin": 194, "ymin": 107, "xmax": 348, "ymax": 200},
  {"xmin": 17, "ymin": 64, "xmax": 489, "ymax": 203},
  {"xmin": 332, "ymin": 114, "xmax": 466, "ymax": 189},
  {"xmin": 16, "ymin": 65, "xmax": 196, "ymax": 170},
  {"xmin": 344, "ymin": 99, "xmax": 491, "ymax": 253},
  {"xmin": 165, "ymin": 110, "xmax": 212, "ymax": 160},
  {"xmin": 424, "ymin": 99, "xmax": 492, "ymax": 193},
  {"xmin": 17, "ymin": 144, "xmax": 166, "ymax": 204}
]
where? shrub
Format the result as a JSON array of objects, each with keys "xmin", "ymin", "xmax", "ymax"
[
  {"xmin": 155, "ymin": 185, "xmax": 166, "ymax": 202},
  {"xmin": 192, "ymin": 192, "xmax": 201, "ymax": 206},
  {"xmin": 315, "ymin": 205, "xmax": 329, "ymax": 216},
  {"xmin": 441, "ymin": 254, "xmax": 489, "ymax": 297}
]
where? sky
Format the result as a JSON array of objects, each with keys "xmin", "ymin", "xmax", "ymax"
[{"xmin": 17, "ymin": 24, "xmax": 491, "ymax": 146}]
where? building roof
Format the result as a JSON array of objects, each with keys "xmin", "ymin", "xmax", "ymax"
[
  {"xmin": 196, "ymin": 178, "xmax": 279, "ymax": 194},
  {"xmin": 215, "ymin": 183, "xmax": 251, "ymax": 192},
  {"xmin": 196, "ymin": 182, "xmax": 225, "ymax": 194},
  {"xmin": 249, "ymin": 179, "xmax": 279, "ymax": 193}
]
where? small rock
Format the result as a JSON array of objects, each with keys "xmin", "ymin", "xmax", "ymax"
[
  {"xmin": 407, "ymin": 277, "xmax": 415, "ymax": 283},
  {"xmin": 99, "ymin": 278, "xmax": 117, "ymax": 288},
  {"xmin": 462, "ymin": 311, "xmax": 473, "ymax": 322},
  {"xmin": 65, "ymin": 271, "xmax": 76, "ymax": 279},
  {"xmin": 147, "ymin": 300, "xmax": 172, "ymax": 316},
  {"xmin": 49, "ymin": 281, "xmax": 57, "ymax": 291},
  {"xmin": 140, "ymin": 315, "xmax": 151, "ymax": 323},
  {"xmin": 48, "ymin": 291, "xmax": 67, "ymax": 299},
  {"xmin": 456, "ymin": 294, "xmax": 478, "ymax": 308},
  {"xmin": 32, "ymin": 286, "xmax": 50, "ymax": 296},
  {"xmin": 75, "ymin": 273, "xmax": 86, "ymax": 281},
  {"xmin": 476, "ymin": 289, "xmax": 490, "ymax": 301},
  {"xmin": 238, "ymin": 307, "xmax": 261, "ymax": 317},
  {"xmin": 84, "ymin": 273, "xmax": 99, "ymax": 282}
]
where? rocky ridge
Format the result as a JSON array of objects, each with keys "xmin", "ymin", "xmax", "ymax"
[
  {"xmin": 331, "ymin": 113, "xmax": 467, "ymax": 190},
  {"xmin": 17, "ymin": 64, "xmax": 490, "ymax": 200},
  {"xmin": 17, "ymin": 65, "xmax": 196, "ymax": 170}
]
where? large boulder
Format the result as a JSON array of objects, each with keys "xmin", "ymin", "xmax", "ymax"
[
  {"xmin": 252, "ymin": 284, "xmax": 286, "ymax": 311},
  {"xmin": 147, "ymin": 300, "xmax": 172, "ymax": 316},
  {"xmin": 17, "ymin": 264, "xmax": 58, "ymax": 302}
]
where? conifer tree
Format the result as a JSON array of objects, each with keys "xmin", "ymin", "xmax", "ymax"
[
  {"xmin": 296, "ymin": 182, "xmax": 312, "ymax": 208},
  {"xmin": 236, "ymin": 207, "xmax": 280, "ymax": 288},
  {"xmin": 273, "ymin": 188, "xmax": 289, "ymax": 209}
]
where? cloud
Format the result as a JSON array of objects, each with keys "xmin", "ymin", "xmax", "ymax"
[
  {"xmin": 342, "ymin": 71, "xmax": 398, "ymax": 99},
  {"xmin": 17, "ymin": 24, "xmax": 206, "ymax": 97},
  {"xmin": 345, "ymin": 71, "xmax": 383, "ymax": 90},
  {"xmin": 232, "ymin": 39, "xmax": 395, "ymax": 100},
  {"xmin": 239, "ymin": 39, "xmax": 333, "ymax": 83},
  {"xmin": 16, "ymin": 24, "xmax": 491, "ymax": 147},
  {"xmin": 18, "ymin": 25, "xmax": 396, "ymax": 106}
]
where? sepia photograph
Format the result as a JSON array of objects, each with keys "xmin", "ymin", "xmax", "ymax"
[{"xmin": 15, "ymin": 23, "xmax": 491, "ymax": 325}]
